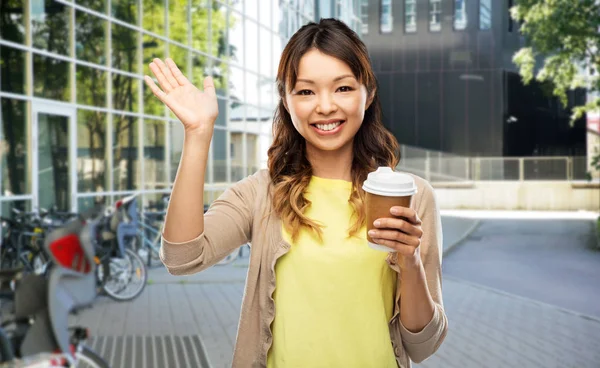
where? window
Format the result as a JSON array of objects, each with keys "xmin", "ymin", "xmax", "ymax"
[
  {"xmin": 361, "ymin": 0, "xmax": 369, "ymax": 34},
  {"xmin": 430, "ymin": 0, "xmax": 442, "ymax": 32},
  {"xmin": 480, "ymin": 0, "xmax": 491, "ymax": 30},
  {"xmin": 454, "ymin": 0, "xmax": 467, "ymax": 30},
  {"xmin": 405, "ymin": 0, "xmax": 416, "ymax": 33},
  {"xmin": 380, "ymin": 0, "xmax": 393, "ymax": 33},
  {"xmin": 508, "ymin": 0, "xmax": 514, "ymax": 32}
]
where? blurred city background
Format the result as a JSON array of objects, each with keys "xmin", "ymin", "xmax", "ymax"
[{"xmin": 0, "ymin": 0, "xmax": 599, "ymax": 367}]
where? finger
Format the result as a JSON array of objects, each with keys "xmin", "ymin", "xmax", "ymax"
[
  {"xmin": 143, "ymin": 75, "xmax": 167, "ymax": 102},
  {"xmin": 369, "ymin": 229, "xmax": 421, "ymax": 247},
  {"xmin": 149, "ymin": 61, "xmax": 174, "ymax": 93},
  {"xmin": 153, "ymin": 58, "xmax": 178, "ymax": 91},
  {"xmin": 165, "ymin": 58, "xmax": 190, "ymax": 86},
  {"xmin": 374, "ymin": 218, "xmax": 423, "ymax": 237},
  {"xmin": 390, "ymin": 207, "xmax": 421, "ymax": 225},
  {"xmin": 203, "ymin": 76, "xmax": 216, "ymax": 97}
]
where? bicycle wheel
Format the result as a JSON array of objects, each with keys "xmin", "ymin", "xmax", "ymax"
[
  {"xmin": 74, "ymin": 345, "xmax": 110, "ymax": 368},
  {"xmin": 101, "ymin": 249, "xmax": 147, "ymax": 302},
  {"xmin": 128, "ymin": 235, "xmax": 148, "ymax": 265}
]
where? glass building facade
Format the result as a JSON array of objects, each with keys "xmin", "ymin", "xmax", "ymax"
[{"xmin": 0, "ymin": 0, "xmax": 362, "ymax": 215}]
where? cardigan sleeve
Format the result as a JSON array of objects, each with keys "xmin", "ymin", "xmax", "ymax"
[{"xmin": 159, "ymin": 170, "xmax": 265, "ymax": 275}]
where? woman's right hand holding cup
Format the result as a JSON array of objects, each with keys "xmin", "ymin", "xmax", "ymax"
[{"xmin": 144, "ymin": 58, "xmax": 218, "ymax": 141}]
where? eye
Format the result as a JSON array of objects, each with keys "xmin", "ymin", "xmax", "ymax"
[
  {"xmin": 297, "ymin": 89, "xmax": 313, "ymax": 96},
  {"xmin": 337, "ymin": 86, "xmax": 354, "ymax": 92}
]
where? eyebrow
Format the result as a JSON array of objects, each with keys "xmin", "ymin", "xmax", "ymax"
[{"xmin": 296, "ymin": 74, "xmax": 356, "ymax": 84}]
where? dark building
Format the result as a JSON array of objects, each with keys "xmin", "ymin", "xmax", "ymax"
[{"xmin": 362, "ymin": 0, "xmax": 587, "ymax": 157}]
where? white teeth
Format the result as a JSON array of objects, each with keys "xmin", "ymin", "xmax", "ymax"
[{"xmin": 315, "ymin": 121, "xmax": 342, "ymax": 131}]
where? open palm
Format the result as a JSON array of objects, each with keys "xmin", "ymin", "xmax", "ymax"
[{"xmin": 144, "ymin": 58, "xmax": 218, "ymax": 134}]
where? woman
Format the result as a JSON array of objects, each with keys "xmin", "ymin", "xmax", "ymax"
[{"xmin": 145, "ymin": 18, "xmax": 447, "ymax": 368}]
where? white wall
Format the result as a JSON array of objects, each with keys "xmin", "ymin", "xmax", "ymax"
[{"xmin": 433, "ymin": 181, "xmax": 600, "ymax": 211}]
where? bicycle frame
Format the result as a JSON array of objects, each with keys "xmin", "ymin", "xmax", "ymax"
[{"xmin": 138, "ymin": 221, "xmax": 162, "ymax": 255}]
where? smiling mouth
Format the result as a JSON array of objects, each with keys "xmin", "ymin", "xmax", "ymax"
[{"xmin": 311, "ymin": 120, "xmax": 345, "ymax": 132}]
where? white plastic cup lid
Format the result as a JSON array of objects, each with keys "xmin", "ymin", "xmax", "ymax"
[{"xmin": 362, "ymin": 167, "xmax": 418, "ymax": 197}]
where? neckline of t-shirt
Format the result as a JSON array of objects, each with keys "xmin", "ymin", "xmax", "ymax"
[{"xmin": 310, "ymin": 175, "xmax": 353, "ymax": 187}]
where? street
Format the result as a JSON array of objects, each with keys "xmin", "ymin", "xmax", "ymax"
[{"xmin": 443, "ymin": 217, "xmax": 600, "ymax": 318}]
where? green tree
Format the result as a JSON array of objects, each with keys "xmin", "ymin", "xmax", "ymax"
[
  {"xmin": 511, "ymin": 0, "xmax": 600, "ymax": 119},
  {"xmin": 511, "ymin": 0, "xmax": 600, "ymax": 178}
]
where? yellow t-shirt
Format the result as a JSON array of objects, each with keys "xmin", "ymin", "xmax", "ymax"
[{"xmin": 267, "ymin": 176, "xmax": 398, "ymax": 368}]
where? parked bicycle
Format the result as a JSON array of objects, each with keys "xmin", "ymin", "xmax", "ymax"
[
  {"xmin": 135, "ymin": 211, "xmax": 164, "ymax": 268},
  {"xmin": 0, "ymin": 198, "xmax": 148, "ymax": 303},
  {"xmin": 0, "ymin": 214, "xmax": 109, "ymax": 367},
  {"xmin": 0, "ymin": 207, "xmax": 80, "ymax": 274},
  {"xmin": 90, "ymin": 196, "xmax": 147, "ymax": 302},
  {"xmin": 131, "ymin": 194, "xmax": 171, "ymax": 268}
]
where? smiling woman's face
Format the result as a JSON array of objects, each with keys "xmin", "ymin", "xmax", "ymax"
[{"xmin": 285, "ymin": 48, "xmax": 372, "ymax": 155}]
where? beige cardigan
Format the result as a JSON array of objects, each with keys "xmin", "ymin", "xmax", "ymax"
[{"xmin": 160, "ymin": 169, "xmax": 448, "ymax": 368}]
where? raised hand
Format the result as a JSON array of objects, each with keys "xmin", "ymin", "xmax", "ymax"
[{"xmin": 144, "ymin": 58, "xmax": 218, "ymax": 138}]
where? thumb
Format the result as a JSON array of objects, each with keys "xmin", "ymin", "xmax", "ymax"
[{"xmin": 203, "ymin": 76, "xmax": 216, "ymax": 97}]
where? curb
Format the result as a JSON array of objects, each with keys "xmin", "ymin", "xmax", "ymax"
[
  {"xmin": 442, "ymin": 219, "xmax": 482, "ymax": 257},
  {"xmin": 445, "ymin": 275, "xmax": 600, "ymax": 324}
]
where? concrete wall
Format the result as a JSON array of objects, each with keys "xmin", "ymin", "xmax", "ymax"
[{"xmin": 433, "ymin": 181, "xmax": 600, "ymax": 211}]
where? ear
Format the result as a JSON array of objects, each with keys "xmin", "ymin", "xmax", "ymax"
[{"xmin": 365, "ymin": 89, "xmax": 375, "ymax": 110}]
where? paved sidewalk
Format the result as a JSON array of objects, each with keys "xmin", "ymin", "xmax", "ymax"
[
  {"xmin": 414, "ymin": 277, "xmax": 600, "ymax": 368},
  {"xmin": 71, "ymin": 277, "xmax": 245, "ymax": 368},
  {"xmin": 70, "ymin": 213, "xmax": 599, "ymax": 367},
  {"xmin": 72, "ymin": 265, "xmax": 600, "ymax": 368}
]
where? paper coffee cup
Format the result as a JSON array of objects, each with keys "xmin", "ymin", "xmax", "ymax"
[{"xmin": 362, "ymin": 167, "xmax": 418, "ymax": 252}]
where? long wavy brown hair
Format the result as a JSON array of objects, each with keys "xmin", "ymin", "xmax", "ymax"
[{"xmin": 267, "ymin": 18, "xmax": 400, "ymax": 243}]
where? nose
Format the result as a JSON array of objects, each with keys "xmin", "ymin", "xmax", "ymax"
[{"xmin": 316, "ymin": 93, "xmax": 337, "ymax": 115}]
